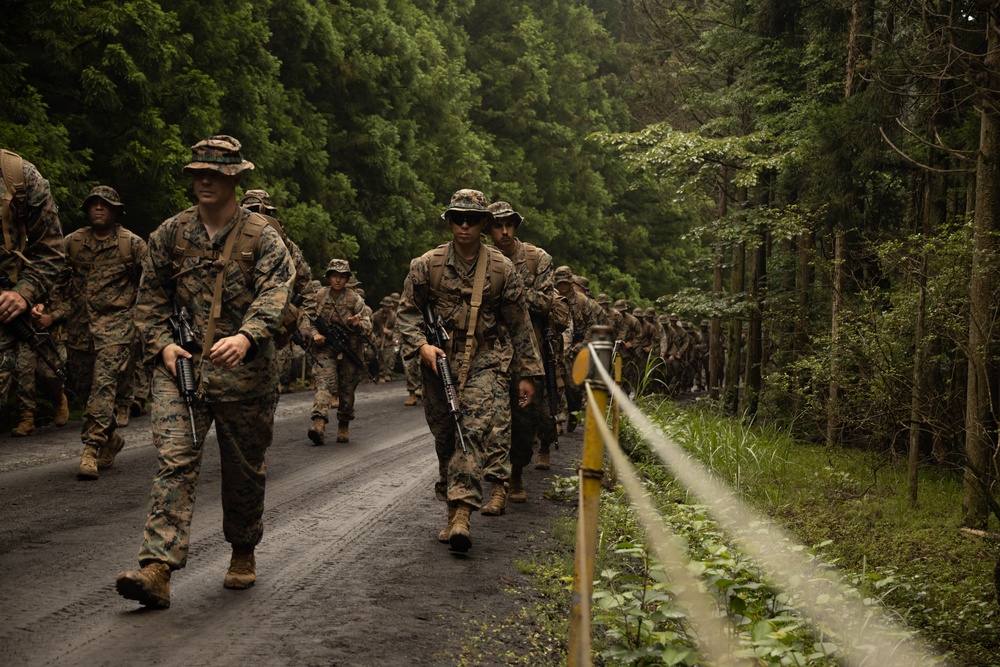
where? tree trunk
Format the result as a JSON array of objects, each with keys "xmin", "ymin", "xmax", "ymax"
[
  {"xmin": 909, "ymin": 255, "xmax": 927, "ymax": 507},
  {"xmin": 724, "ymin": 241, "xmax": 745, "ymax": 414},
  {"xmin": 963, "ymin": 19, "xmax": 1000, "ymax": 527},
  {"xmin": 710, "ymin": 167, "xmax": 728, "ymax": 399},
  {"xmin": 827, "ymin": 232, "xmax": 844, "ymax": 446}
]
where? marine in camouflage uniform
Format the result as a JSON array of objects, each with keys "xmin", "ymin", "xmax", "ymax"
[
  {"xmin": 0, "ymin": 151, "xmax": 64, "ymax": 414},
  {"xmin": 116, "ymin": 136, "xmax": 294, "ymax": 610},
  {"xmin": 486, "ymin": 201, "xmax": 568, "ymax": 508},
  {"xmin": 63, "ymin": 186, "xmax": 148, "ymax": 479},
  {"xmin": 305, "ymin": 259, "xmax": 371, "ymax": 445},
  {"xmin": 662, "ymin": 313, "xmax": 689, "ymax": 393},
  {"xmin": 372, "ymin": 296, "xmax": 398, "ymax": 382},
  {"xmin": 396, "ymin": 189, "xmax": 541, "ymax": 552},
  {"xmin": 397, "ymin": 286, "xmax": 422, "ymax": 405},
  {"xmin": 11, "ymin": 290, "xmax": 69, "ymax": 435},
  {"xmin": 554, "ymin": 267, "xmax": 600, "ymax": 432},
  {"xmin": 613, "ymin": 299, "xmax": 642, "ymax": 394}
]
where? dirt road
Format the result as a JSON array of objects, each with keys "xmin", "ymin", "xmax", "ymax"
[{"xmin": 0, "ymin": 383, "xmax": 575, "ymax": 666}]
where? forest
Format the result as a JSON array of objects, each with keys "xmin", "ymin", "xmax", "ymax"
[{"xmin": 4, "ymin": 1, "xmax": 1000, "ymax": 530}]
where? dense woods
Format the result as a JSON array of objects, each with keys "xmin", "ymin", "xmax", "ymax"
[{"xmin": 4, "ymin": 1, "xmax": 1000, "ymax": 527}]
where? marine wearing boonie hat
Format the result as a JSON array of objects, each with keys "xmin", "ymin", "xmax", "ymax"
[
  {"xmin": 645, "ymin": 307, "xmax": 656, "ymax": 318},
  {"xmin": 632, "ymin": 307, "xmax": 644, "ymax": 318},
  {"xmin": 390, "ymin": 291, "xmax": 401, "ymax": 304},
  {"xmin": 380, "ymin": 296, "xmax": 394, "ymax": 307},
  {"xmin": 183, "ymin": 135, "xmax": 255, "ymax": 176},
  {"xmin": 441, "ymin": 189, "xmax": 493, "ymax": 221},
  {"xmin": 325, "ymin": 259, "xmax": 352, "ymax": 275},
  {"xmin": 553, "ymin": 266, "xmax": 574, "ymax": 284},
  {"xmin": 669, "ymin": 313, "xmax": 679, "ymax": 321},
  {"xmin": 596, "ymin": 293, "xmax": 611, "ymax": 306},
  {"xmin": 240, "ymin": 189, "xmax": 276, "ymax": 214},
  {"xmin": 613, "ymin": 299, "xmax": 629, "ymax": 311},
  {"xmin": 82, "ymin": 185, "xmax": 125, "ymax": 213},
  {"xmin": 573, "ymin": 275, "xmax": 590, "ymax": 289},
  {"xmin": 487, "ymin": 201, "xmax": 524, "ymax": 226}
]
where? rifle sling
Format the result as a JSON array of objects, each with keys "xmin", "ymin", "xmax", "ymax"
[
  {"xmin": 456, "ymin": 244, "xmax": 488, "ymax": 393},
  {"xmin": 200, "ymin": 216, "xmax": 245, "ymax": 362}
]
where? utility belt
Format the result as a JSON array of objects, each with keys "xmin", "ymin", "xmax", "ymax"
[{"xmin": 447, "ymin": 330, "xmax": 499, "ymax": 357}]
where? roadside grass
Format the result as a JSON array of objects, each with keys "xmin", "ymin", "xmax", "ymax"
[{"xmin": 505, "ymin": 398, "xmax": 998, "ymax": 666}]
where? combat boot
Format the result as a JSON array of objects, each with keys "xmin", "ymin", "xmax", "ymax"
[
  {"xmin": 97, "ymin": 432, "xmax": 125, "ymax": 469},
  {"xmin": 480, "ymin": 482, "xmax": 507, "ymax": 516},
  {"xmin": 438, "ymin": 505, "xmax": 457, "ymax": 543},
  {"xmin": 449, "ymin": 503, "xmax": 473, "ymax": 552},
  {"xmin": 77, "ymin": 445, "xmax": 99, "ymax": 480},
  {"xmin": 308, "ymin": 418, "xmax": 326, "ymax": 446},
  {"xmin": 115, "ymin": 405, "xmax": 130, "ymax": 428},
  {"xmin": 509, "ymin": 465, "xmax": 527, "ymax": 503},
  {"xmin": 116, "ymin": 561, "xmax": 171, "ymax": 609},
  {"xmin": 336, "ymin": 421, "xmax": 350, "ymax": 443},
  {"xmin": 535, "ymin": 443, "xmax": 551, "ymax": 470},
  {"xmin": 330, "ymin": 396, "xmax": 339, "ymax": 409},
  {"xmin": 223, "ymin": 547, "xmax": 256, "ymax": 589},
  {"xmin": 10, "ymin": 412, "xmax": 34, "ymax": 437},
  {"xmin": 404, "ymin": 391, "xmax": 417, "ymax": 406},
  {"xmin": 53, "ymin": 393, "xmax": 69, "ymax": 426}
]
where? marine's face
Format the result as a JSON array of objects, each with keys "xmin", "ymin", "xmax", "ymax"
[
  {"xmin": 489, "ymin": 218, "xmax": 517, "ymax": 252},
  {"xmin": 556, "ymin": 281, "xmax": 573, "ymax": 296},
  {"xmin": 87, "ymin": 200, "xmax": 118, "ymax": 227},
  {"xmin": 328, "ymin": 272, "xmax": 350, "ymax": 291},
  {"xmin": 448, "ymin": 212, "xmax": 488, "ymax": 244},
  {"xmin": 191, "ymin": 169, "xmax": 240, "ymax": 207}
]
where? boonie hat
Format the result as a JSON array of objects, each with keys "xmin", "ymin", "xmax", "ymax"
[
  {"xmin": 573, "ymin": 275, "xmax": 590, "ymax": 288},
  {"xmin": 700, "ymin": 319, "xmax": 710, "ymax": 327},
  {"xmin": 668, "ymin": 313, "xmax": 679, "ymax": 321},
  {"xmin": 441, "ymin": 189, "xmax": 492, "ymax": 221},
  {"xmin": 632, "ymin": 307, "xmax": 644, "ymax": 317},
  {"xmin": 241, "ymin": 188, "xmax": 276, "ymax": 214},
  {"xmin": 596, "ymin": 293, "xmax": 611, "ymax": 305},
  {"xmin": 184, "ymin": 135, "xmax": 255, "ymax": 176},
  {"xmin": 390, "ymin": 291, "xmax": 401, "ymax": 303},
  {"xmin": 553, "ymin": 266, "xmax": 574, "ymax": 284},
  {"xmin": 380, "ymin": 296, "xmax": 394, "ymax": 307},
  {"xmin": 326, "ymin": 258, "xmax": 352, "ymax": 276},
  {"xmin": 645, "ymin": 307, "xmax": 657, "ymax": 317},
  {"xmin": 82, "ymin": 185, "xmax": 125, "ymax": 213},
  {"xmin": 613, "ymin": 299, "xmax": 629, "ymax": 311},
  {"xmin": 487, "ymin": 201, "xmax": 524, "ymax": 226}
]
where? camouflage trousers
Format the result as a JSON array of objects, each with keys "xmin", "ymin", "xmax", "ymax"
[
  {"xmin": 311, "ymin": 346, "xmax": 362, "ymax": 423},
  {"xmin": 424, "ymin": 360, "xmax": 510, "ymax": 509},
  {"xmin": 405, "ymin": 354, "xmax": 421, "ymax": 393},
  {"xmin": 68, "ymin": 344, "xmax": 130, "ymax": 448},
  {"xmin": 0, "ymin": 346, "xmax": 17, "ymax": 407},
  {"xmin": 377, "ymin": 345, "xmax": 396, "ymax": 380},
  {"xmin": 119, "ymin": 337, "xmax": 149, "ymax": 411},
  {"xmin": 14, "ymin": 339, "xmax": 66, "ymax": 414},
  {"xmin": 138, "ymin": 368, "xmax": 279, "ymax": 569}
]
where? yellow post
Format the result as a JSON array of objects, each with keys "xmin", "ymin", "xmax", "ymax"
[{"xmin": 568, "ymin": 326, "xmax": 615, "ymax": 667}]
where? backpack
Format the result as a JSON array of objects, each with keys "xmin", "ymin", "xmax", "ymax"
[
  {"xmin": 66, "ymin": 226, "xmax": 138, "ymax": 271},
  {"xmin": 0, "ymin": 150, "xmax": 28, "ymax": 276},
  {"xmin": 427, "ymin": 242, "xmax": 505, "ymax": 309}
]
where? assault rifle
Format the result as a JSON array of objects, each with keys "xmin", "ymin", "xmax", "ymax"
[
  {"xmin": 422, "ymin": 301, "xmax": 467, "ymax": 453},
  {"xmin": 288, "ymin": 294, "xmax": 323, "ymax": 368},
  {"xmin": 312, "ymin": 313, "xmax": 377, "ymax": 382},
  {"xmin": 0, "ymin": 267, "xmax": 67, "ymax": 382},
  {"xmin": 167, "ymin": 302, "xmax": 200, "ymax": 445},
  {"xmin": 540, "ymin": 322, "xmax": 560, "ymax": 419}
]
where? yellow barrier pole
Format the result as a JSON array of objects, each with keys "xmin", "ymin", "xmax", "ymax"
[{"xmin": 568, "ymin": 326, "xmax": 615, "ymax": 667}]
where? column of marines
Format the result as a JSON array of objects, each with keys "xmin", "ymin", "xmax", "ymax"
[{"xmin": 0, "ymin": 141, "xmax": 718, "ymax": 610}]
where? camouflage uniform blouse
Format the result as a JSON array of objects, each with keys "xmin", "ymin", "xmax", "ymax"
[
  {"xmin": 305, "ymin": 286, "xmax": 372, "ymax": 355},
  {"xmin": 63, "ymin": 225, "xmax": 147, "ymax": 350},
  {"xmin": 396, "ymin": 242, "xmax": 542, "ymax": 380},
  {"xmin": 135, "ymin": 206, "xmax": 294, "ymax": 401},
  {"xmin": 0, "ymin": 158, "xmax": 63, "ymax": 350}
]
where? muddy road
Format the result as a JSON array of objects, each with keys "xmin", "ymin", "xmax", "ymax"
[{"xmin": 0, "ymin": 383, "xmax": 576, "ymax": 666}]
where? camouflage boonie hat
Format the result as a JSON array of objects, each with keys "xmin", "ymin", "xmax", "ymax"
[
  {"xmin": 487, "ymin": 201, "xmax": 524, "ymax": 226},
  {"xmin": 573, "ymin": 275, "xmax": 590, "ymax": 288},
  {"xmin": 668, "ymin": 313, "xmax": 679, "ymax": 321},
  {"xmin": 240, "ymin": 188, "xmax": 276, "ymax": 213},
  {"xmin": 596, "ymin": 293, "xmax": 611, "ymax": 305},
  {"xmin": 613, "ymin": 299, "xmax": 629, "ymax": 311},
  {"xmin": 183, "ymin": 135, "xmax": 254, "ymax": 176},
  {"xmin": 645, "ymin": 307, "xmax": 657, "ymax": 317},
  {"xmin": 553, "ymin": 265, "xmax": 574, "ymax": 284},
  {"xmin": 390, "ymin": 291, "xmax": 401, "ymax": 302},
  {"xmin": 82, "ymin": 185, "xmax": 125, "ymax": 212},
  {"xmin": 380, "ymin": 296, "xmax": 394, "ymax": 307},
  {"xmin": 632, "ymin": 307, "xmax": 644, "ymax": 317},
  {"xmin": 441, "ymin": 189, "xmax": 492, "ymax": 221},
  {"xmin": 348, "ymin": 275, "xmax": 361, "ymax": 287},
  {"xmin": 700, "ymin": 319, "xmax": 710, "ymax": 327},
  {"xmin": 325, "ymin": 258, "xmax": 352, "ymax": 276}
]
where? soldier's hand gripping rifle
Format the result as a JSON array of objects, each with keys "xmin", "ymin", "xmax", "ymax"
[
  {"xmin": 312, "ymin": 313, "xmax": 377, "ymax": 383},
  {"xmin": 0, "ymin": 267, "xmax": 67, "ymax": 382},
  {"xmin": 541, "ymin": 322, "xmax": 560, "ymax": 420},
  {"xmin": 167, "ymin": 302, "xmax": 200, "ymax": 445},
  {"xmin": 287, "ymin": 294, "xmax": 323, "ymax": 368},
  {"xmin": 422, "ymin": 301, "xmax": 467, "ymax": 453}
]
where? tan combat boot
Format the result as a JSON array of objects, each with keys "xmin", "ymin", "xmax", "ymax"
[
  {"xmin": 10, "ymin": 412, "xmax": 34, "ymax": 437},
  {"xmin": 97, "ymin": 432, "xmax": 126, "ymax": 469},
  {"xmin": 508, "ymin": 465, "xmax": 527, "ymax": 503},
  {"xmin": 449, "ymin": 503, "xmax": 473, "ymax": 552},
  {"xmin": 336, "ymin": 421, "xmax": 349, "ymax": 443},
  {"xmin": 77, "ymin": 445, "xmax": 99, "ymax": 480},
  {"xmin": 115, "ymin": 405, "xmax": 130, "ymax": 428},
  {"xmin": 115, "ymin": 561, "xmax": 171, "ymax": 609},
  {"xmin": 535, "ymin": 443, "xmax": 551, "ymax": 470},
  {"xmin": 480, "ymin": 482, "xmax": 507, "ymax": 516},
  {"xmin": 438, "ymin": 505, "xmax": 457, "ymax": 543},
  {"xmin": 308, "ymin": 418, "xmax": 326, "ymax": 446},
  {"xmin": 404, "ymin": 391, "xmax": 417, "ymax": 406},
  {"xmin": 223, "ymin": 547, "xmax": 256, "ymax": 589},
  {"xmin": 53, "ymin": 393, "xmax": 69, "ymax": 426},
  {"xmin": 330, "ymin": 396, "xmax": 339, "ymax": 409}
]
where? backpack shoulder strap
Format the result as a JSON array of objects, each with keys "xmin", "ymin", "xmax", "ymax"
[
  {"xmin": 66, "ymin": 229, "xmax": 86, "ymax": 264},
  {"xmin": 0, "ymin": 150, "xmax": 27, "ymax": 256},
  {"xmin": 522, "ymin": 243, "xmax": 539, "ymax": 279},
  {"xmin": 427, "ymin": 243, "xmax": 449, "ymax": 297},
  {"xmin": 235, "ymin": 212, "xmax": 269, "ymax": 285},
  {"xmin": 118, "ymin": 226, "xmax": 132, "ymax": 262},
  {"xmin": 171, "ymin": 206, "xmax": 205, "ymax": 272},
  {"xmin": 485, "ymin": 245, "xmax": 505, "ymax": 302}
]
